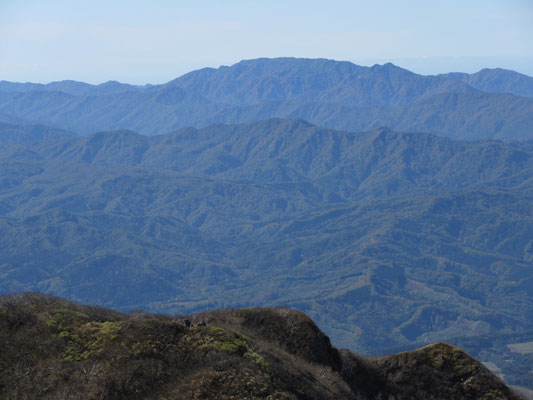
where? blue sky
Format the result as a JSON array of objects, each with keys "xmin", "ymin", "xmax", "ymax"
[{"xmin": 1, "ymin": 0, "xmax": 532, "ymax": 84}]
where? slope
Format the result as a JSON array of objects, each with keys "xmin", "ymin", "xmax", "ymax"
[
  {"xmin": 442, "ymin": 68, "xmax": 533, "ymax": 98},
  {"xmin": 0, "ymin": 293, "xmax": 523, "ymax": 400},
  {"xmin": 0, "ymin": 119, "xmax": 532, "ymax": 389},
  {"xmin": 1, "ymin": 58, "xmax": 532, "ymax": 140}
]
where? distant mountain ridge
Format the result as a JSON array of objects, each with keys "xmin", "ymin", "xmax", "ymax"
[
  {"xmin": 3, "ymin": 119, "xmax": 533, "ymax": 195},
  {"xmin": 0, "ymin": 121, "xmax": 75, "ymax": 143},
  {"xmin": 1, "ymin": 60, "xmax": 533, "ymax": 392},
  {"xmin": 165, "ymin": 59, "xmax": 476, "ymax": 106},
  {"xmin": 1, "ymin": 119, "xmax": 532, "ymax": 347},
  {"xmin": 0, "ymin": 79, "xmax": 150, "ymax": 96},
  {"xmin": 1, "ymin": 58, "xmax": 532, "ymax": 140},
  {"xmin": 441, "ymin": 68, "xmax": 533, "ymax": 98}
]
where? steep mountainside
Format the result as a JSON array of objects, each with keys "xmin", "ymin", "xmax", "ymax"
[
  {"xmin": 0, "ymin": 58, "xmax": 532, "ymax": 140},
  {"xmin": 0, "ymin": 293, "xmax": 523, "ymax": 400},
  {"xmin": 166, "ymin": 59, "xmax": 475, "ymax": 106},
  {"xmin": 0, "ymin": 118, "xmax": 532, "ymax": 395},
  {"xmin": 0, "ymin": 119, "xmax": 532, "ymax": 390}
]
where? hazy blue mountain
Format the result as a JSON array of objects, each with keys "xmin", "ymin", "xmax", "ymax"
[
  {"xmin": 7, "ymin": 119, "xmax": 532, "ymax": 196},
  {"xmin": 442, "ymin": 68, "xmax": 533, "ymax": 98},
  {"xmin": 1, "ymin": 120, "xmax": 532, "ymax": 364},
  {"xmin": 197, "ymin": 92, "xmax": 533, "ymax": 141},
  {"xmin": 0, "ymin": 122, "xmax": 75, "ymax": 143},
  {"xmin": 0, "ymin": 58, "xmax": 532, "ymax": 140},
  {"xmin": 0, "ymin": 86, "xmax": 214, "ymax": 135},
  {"xmin": 1, "ymin": 57, "xmax": 532, "ymax": 388},
  {"xmin": 166, "ymin": 58, "xmax": 475, "ymax": 106},
  {"xmin": 0, "ymin": 79, "xmax": 147, "ymax": 96}
]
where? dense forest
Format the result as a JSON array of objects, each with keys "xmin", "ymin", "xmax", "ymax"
[{"xmin": 1, "ymin": 58, "xmax": 532, "ymax": 394}]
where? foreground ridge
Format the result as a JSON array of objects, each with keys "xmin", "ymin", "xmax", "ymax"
[{"xmin": 0, "ymin": 293, "xmax": 523, "ymax": 399}]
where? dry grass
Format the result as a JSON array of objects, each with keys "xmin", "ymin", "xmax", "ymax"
[{"xmin": 0, "ymin": 293, "xmax": 524, "ymax": 400}]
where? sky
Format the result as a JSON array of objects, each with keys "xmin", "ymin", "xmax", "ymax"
[{"xmin": 1, "ymin": 0, "xmax": 532, "ymax": 84}]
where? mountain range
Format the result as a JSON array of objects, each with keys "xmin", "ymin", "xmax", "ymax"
[
  {"xmin": 1, "ymin": 58, "xmax": 532, "ymax": 140},
  {"xmin": 1, "ymin": 58, "xmax": 533, "ymax": 393},
  {"xmin": 1, "ymin": 117, "xmax": 532, "ymax": 390}
]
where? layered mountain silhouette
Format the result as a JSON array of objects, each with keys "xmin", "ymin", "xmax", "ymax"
[
  {"xmin": 0, "ymin": 79, "xmax": 149, "ymax": 96},
  {"xmin": 441, "ymin": 68, "xmax": 533, "ymax": 98},
  {"xmin": 0, "ymin": 121, "xmax": 75, "ymax": 143},
  {"xmin": 0, "ymin": 293, "xmax": 524, "ymax": 399},
  {"xmin": 2, "ymin": 58, "xmax": 533, "ymax": 393},
  {"xmin": 1, "ymin": 118, "xmax": 532, "ymax": 390},
  {"xmin": 0, "ymin": 58, "xmax": 532, "ymax": 139}
]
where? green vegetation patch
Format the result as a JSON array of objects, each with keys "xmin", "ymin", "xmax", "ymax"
[
  {"xmin": 507, "ymin": 342, "xmax": 533, "ymax": 355},
  {"xmin": 200, "ymin": 325, "xmax": 269, "ymax": 368},
  {"xmin": 245, "ymin": 352, "xmax": 269, "ymax": 368},
  {"xmin": 202, "ymin": 325, "xmax": 248, "ymax": 352},
  {"xmin": 424, "ymin": 343, "xmax": 476, "ymax": 374},
  {"xmin": 47, "ymin": 308, "xmax": 89, "ymax": 332},
  {"xmin": 56, "ymin": 319, "xmax": 124, "ymax": 362}
]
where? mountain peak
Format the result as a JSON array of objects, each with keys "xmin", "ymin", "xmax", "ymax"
[
  {"xmin": 369, "ymin": 62, "xmax": 412, "ymax": 75},
  {"xmin": 1, "ymin": 57, "xmax": 531, "ymax": 138}
]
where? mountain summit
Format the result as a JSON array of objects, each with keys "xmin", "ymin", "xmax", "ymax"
[{"xmin": 1, "ymin": 58, "xmax": 532, "ymax": 140}]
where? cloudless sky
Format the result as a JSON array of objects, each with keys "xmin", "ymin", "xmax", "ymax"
[{"xmin": 1, "ymin": 0, "xmax": 532, "ymax": 84}]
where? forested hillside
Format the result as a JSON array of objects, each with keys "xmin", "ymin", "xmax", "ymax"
[{"xmin": 1, "ymin": 58, "xmax": 532, "ymax": 140}]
